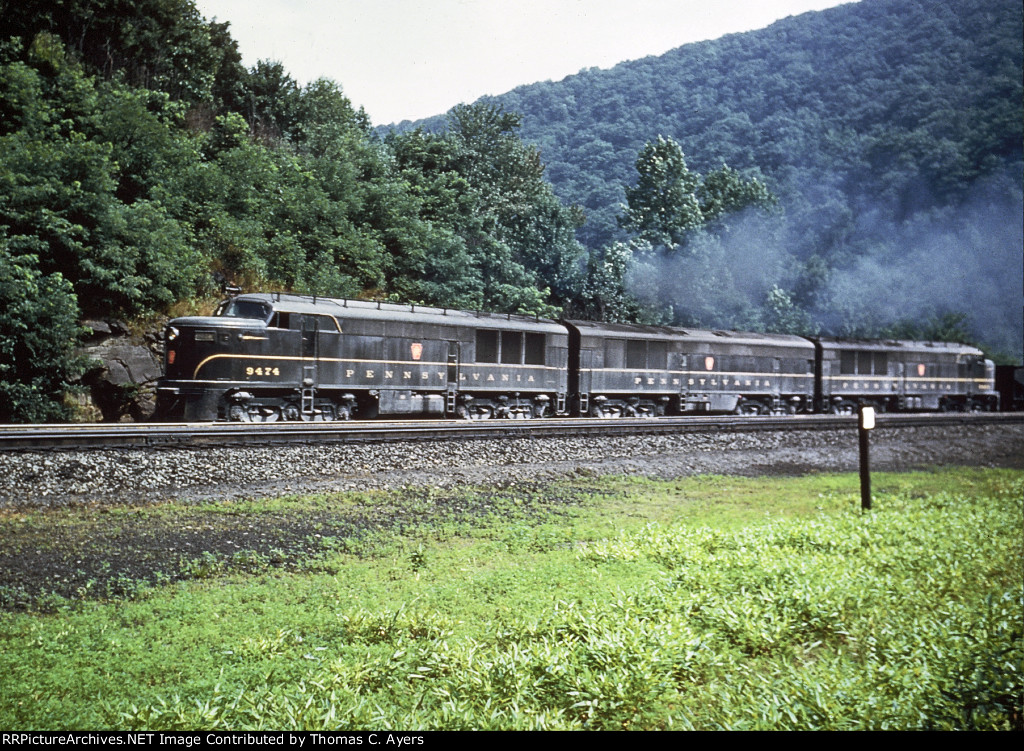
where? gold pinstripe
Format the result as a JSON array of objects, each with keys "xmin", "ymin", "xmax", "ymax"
[
  {"xmin": 583, "ymin": 369, "xmax": 814, "ymax": 378},
  {"xmin": 192, "ymin": 354, "xmax": 562, "ymax": 380}
]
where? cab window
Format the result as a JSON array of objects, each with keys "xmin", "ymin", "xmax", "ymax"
[
  {"xmin": 217, "ymin": 300, "xmax": 271, "ymax": 321},
  {"xmin": 315, "ymin": 314, "xmax": 339, "ymax": 332},
  {"xmin": 269, "ymin": 312, "xmax": 292, "ymax": 329}
]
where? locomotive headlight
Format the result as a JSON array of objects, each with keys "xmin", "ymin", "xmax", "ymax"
[{"xmin": 166, "ymin": 326, "xmax": 180, "ymax": 342}]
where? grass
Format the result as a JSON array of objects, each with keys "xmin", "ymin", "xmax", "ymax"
[{"xmin": 0, "ymin": 468, "xmax": 1020, "ymax": 730}]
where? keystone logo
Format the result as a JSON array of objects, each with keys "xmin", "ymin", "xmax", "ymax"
[
  {"xmin": 411, "ymin": 343, "xmax": 423, "ymax": 361},
  {"xmin": 705, "ymin": 356, "xmax": 715, "ymax": 371}
]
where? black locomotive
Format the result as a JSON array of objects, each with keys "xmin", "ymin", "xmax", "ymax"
[
  {"xmin": 158, "ymin": 293, "xmax": 568, "ymax": 422},
  {"xmin": 566, "ymin": 320, "xmax": 818, "ymax": 417},
  {"xmin": 155, "ymin": 292, "xmax": 999, "ymax": 422}
]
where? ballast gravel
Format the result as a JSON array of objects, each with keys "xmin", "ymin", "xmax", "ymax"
[{"xmin": 2, "ymin": 422, "xmax": 1022, "ymax": 509}]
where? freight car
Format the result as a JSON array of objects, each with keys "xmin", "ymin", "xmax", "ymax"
[
  {"xmin": 155, "ymin": 292, "xmax": 999, "ymax": 421},
  {"xmin": 994, "ymin": 365, "xmax": 1024, "ymax": 412}
]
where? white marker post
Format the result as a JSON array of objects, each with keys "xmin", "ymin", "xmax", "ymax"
[{"xmin": 859, "ymin": 406, "xmax": 875, "ymax": 510}]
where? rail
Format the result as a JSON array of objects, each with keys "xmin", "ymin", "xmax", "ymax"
[{"xmin": 0, "ymin": 412, "xmax": 1020, "ymax": 452}]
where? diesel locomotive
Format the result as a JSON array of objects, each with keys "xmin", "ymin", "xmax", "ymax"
[
  {"xmin": 157, "ymin": 293, "xmax": 568, "ymax": 422},
  {"xmin": 154, "ymin": 292, "xmax": 998, "ymax": 422}
]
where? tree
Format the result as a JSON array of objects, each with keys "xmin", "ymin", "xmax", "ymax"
[
  {"xmin": 881, "ymin": 312, "xmax": 974, "ymax": 343},
  {"xmin": 3, "ymin": 0, "xmax": 235, "ymax": 104},
  {"xmin": 385, "ymin": 127, "xmax": 486, "ymax": 309},
  {"xmin": 245, "ymin": 60, "xmax": 301, "ymax": 144},
  {"xmin": 619, "ymin": 135, "xmax": 776, "ymax": 251},
  {"xmin": 0, "ymin": 34, "xmax": 203, "ymax": 315},
  {"xmin": 574, "ymin": 242, "xmax": 640, "ymax": 322},
  {"xmin": 444, "ymin": 103, "xmax": 586, "ymax": 314},
  {"xmin": 386, "ymin": 104, "xmax": 587, "ymax": 315},
  {"xmin": 619, "ymin": 136, "xmax": 702, "ymax": 247},
  {"xmin": 698, "ymin": 164, "xmax": 776, "ymax": 227},
  {"xmin": 763, "ymin": 284, "xmax": 818, "ymax": 335},
  {"xmin": 0, "ymin": 246, "xmax": 86, "ymax": 422}
]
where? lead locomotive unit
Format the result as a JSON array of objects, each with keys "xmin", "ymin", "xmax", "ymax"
[
  {"xmin": 156, "ymin": 293, "xmax": 569, "ymax": 421},
  {"xmin": 156, "ymin": 292, "xmax": 999, "ymax": 421}
]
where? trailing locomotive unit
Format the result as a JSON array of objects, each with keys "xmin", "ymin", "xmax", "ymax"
[
  {"xmin": 564, "ymin": 321, "xmax": 816, "ymax": 416},
  {"xmin": 157, "ymin": 293, "xmax": 569, "ymax": 421},
  {"xmin": 812, "ymin": 338, "xmax": 997, "ymax": 413}
]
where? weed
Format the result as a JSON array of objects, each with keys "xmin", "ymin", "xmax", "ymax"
[{"xmin": 1, "ymin": 469, "xmax": 1020, "ymax": 730}]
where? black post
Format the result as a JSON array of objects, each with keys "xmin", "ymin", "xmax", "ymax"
[{"xmin": 858, "ymin": 406, "xmax": 875, "ymax": 511}]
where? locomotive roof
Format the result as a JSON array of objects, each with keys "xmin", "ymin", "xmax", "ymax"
[
  {"xmin": 811, "ymin": 337, "xmax": 985, "ymax": 356},
  {"xmin": 233, "ymin": 293, "xmax": 567, "ymax": 334},
  {"xmin": 563, "ymin": 320, "xmax": 815, "ymax": 349}
]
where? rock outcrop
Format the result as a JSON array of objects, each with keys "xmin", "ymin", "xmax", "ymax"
[{"xmin": 78, "ymin": 320, "xmax": 165, "ymax": 421}]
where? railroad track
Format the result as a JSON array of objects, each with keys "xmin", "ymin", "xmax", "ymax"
[{"xmin": 1, "ymin": 412, "xmax": 1020, "ymax": 452}]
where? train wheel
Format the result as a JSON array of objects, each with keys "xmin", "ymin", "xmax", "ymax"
[
  {"xmin": 470, "ymin": 405, "xmax": 493, "ymax": 420},
  {"xmin": 249, "ymin": 407, "xmax": 281, "ymax": 423},
  {"xmin": 735, "ymin": 401, "xmax": 763, "ymax": 416},
  {"xmin": 830, "ymin": 401, "xmax": 856, "ymax": 416},
  {"xmin": 228, "ymin": 404, "xmax": 249, "ymax": 422}
]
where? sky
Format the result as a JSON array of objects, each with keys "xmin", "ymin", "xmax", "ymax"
[{"xmin": 192, "ymin": 0, "xmax": 855, "ymax": 126}]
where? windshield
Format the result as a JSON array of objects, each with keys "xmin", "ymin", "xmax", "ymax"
[{"xmin": 215, "ymin": 299, "xmax": 271, "ymax": 321}]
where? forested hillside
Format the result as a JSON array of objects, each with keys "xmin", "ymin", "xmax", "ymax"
[
  {"xmin": 435, "ymin": 0, "xmax": 1022, "ymax": 355},
  {"xmin": 0, "ymin": 0, "xmax": 594, "ymax": 420},
  {"xmin": 1, "ymin": 0, "xmax": 1021, "ymax": 421}
]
